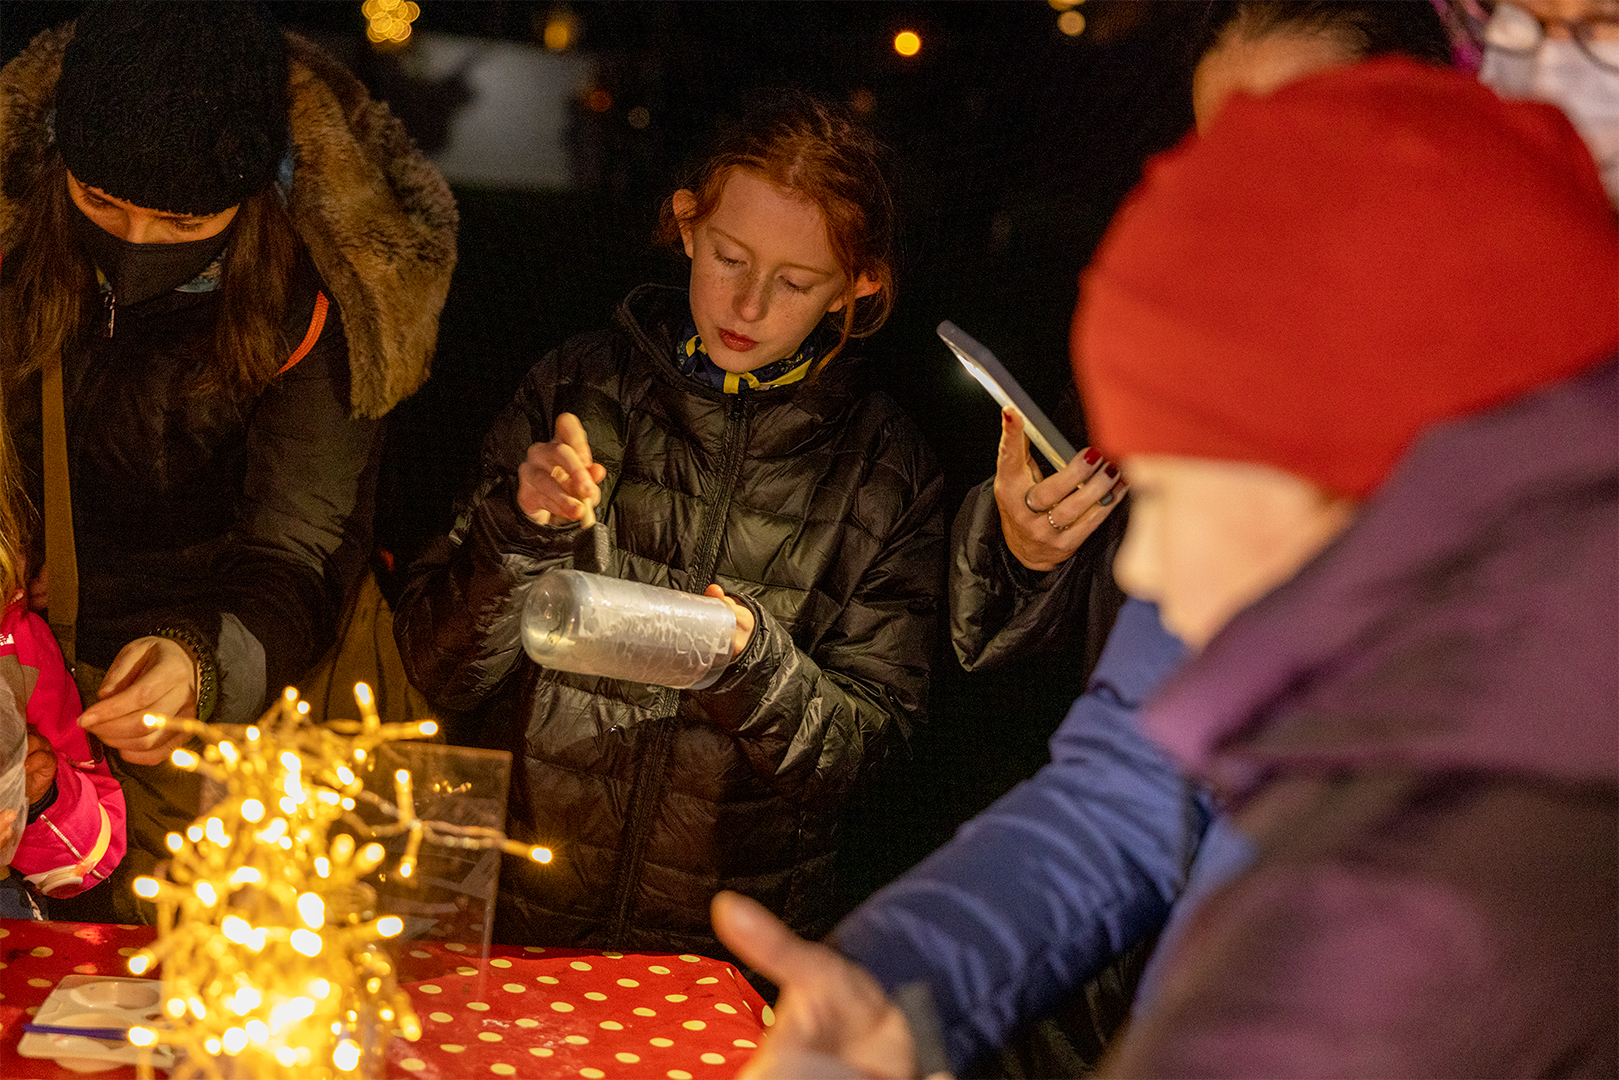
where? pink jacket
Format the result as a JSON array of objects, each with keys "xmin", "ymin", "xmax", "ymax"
[{"xmin": 1, "ymin": 603, "xmax": 126, "ymax": 897}]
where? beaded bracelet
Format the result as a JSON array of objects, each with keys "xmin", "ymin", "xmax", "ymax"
[{"xmin": 152, "ymin": 625, "xmax": 219, "ymax": 724}]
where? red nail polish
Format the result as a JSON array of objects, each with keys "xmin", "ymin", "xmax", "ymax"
[
  {"xmin": 1104, "ymin": 463, "xmax": 1119, "ymax": 479},
  {"xmin": 1083, "ymin": 448, "xmax": 1101, "ymax": 466}
]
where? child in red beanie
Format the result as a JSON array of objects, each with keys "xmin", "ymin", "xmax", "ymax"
[{"xmin": 1070, "ymin": 56, "xmax": 1616, "ymax": 1076}]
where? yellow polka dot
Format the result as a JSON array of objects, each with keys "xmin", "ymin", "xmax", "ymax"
[
  {"xmin": 491, "ymin": 1066, "xmax": 516, "ymax": 1077},
  {"xmin": 478, "ymin": 1032, "xmax": 503, "ymax": 1043},
  {"xmin": 648, "ymin": 965, "xmax": 671, "ymax": 975},
  {"xmin": 467, "ymin": 1002, "xmax": 491, "ymax": 1012},
  {"xmin": 598, "ymin": 1020, "xmax": 623, "ymax": 1031},
  {"xmin": 565, "ymin": 1035, "xmax": 590, "ymax": 1045},
  {"xmin": 696, "ymin": 976, "xmax": 719, "ymax": 985},
  {"xmin": 762, "ymin": 1004, "xmax": 775, "ymax": 1026},
  {"xmin": 429, "ymin": 1012, "xmax": 453, "ymax": 1023},
  {"xmin": 523, "ymin": 946, "xmax": 546, "ymax": 953},
  {"xmin": 27, "ymin": 978, "xmax": 51, "ymax": 988},
  {"xmin": 0, "ymin": 961, "xmax": 6, "ymax": 969},
  {"xmin": 617, "ymin": 978, "xmax": 640, "ymax": 988},
  {"xmin": 490, "ymin": 958, "xmax": 513, "ymax": 968},
  {"xmin": 667, "ymin": 1071, "xmax": 693, "ymax": 1080},
  {"xmin": 503, "ymin": 983, "xmax": 526, "ymax": 994},
  {"xmin": 445, "ymin": 942, "xmax": 469, "ymax": 952},
  {"xmin": 616, "ymin": 1052, "xmax": 641, "ymax": 1064},
  {"xmin": 633, "ymin": 1007, "xmax": 656, "ymax": 1017},
  {"xmin": 457, "ymin": 966, "xmax": 479, "ymax": 976},
  {"xmin": 538, "ymin": 976, "xmax": 560, "ymax": 985},
  {"xmin": 682, "ymin": 1019, "xmax": 707, "ymax": 1031},
  {"xmin": 29, "ymin": 947, "xmax": 52, "ymax": 958},
  {"xmin": 581, "ymin": 1070, "xmax": 606, "ymax": 1080},
  {"xmin": 678, "ymin": 954, "xmax": 701, "ymax": 963},
  {"xmin": 649, "ymin": 1037, "xmax": 674, "ymax": 1047},
  {"xmin": 0, "ymin": 993, "xmax": 6, "ymax": 1002},
  {"xmin": 116, "ymin": 948, "xmax": 135, "ymax": 957},
  {"xmin": 440, "ymin": 1044, "xmax": 466, "ymax": 1053},
  {"xmin": 409, "ymin": 950, "xmax": 431, "ymax": 959},
  {"xmin": 715, "ymin": 1003, "xmax": 738, "ymax": 1014},
  {"xmin": 529, "ymin": 1047, "xmax": 555, "ymax": 1057},
  {"xmin": 569, "ymin": 960, "xmax": 593, "ymax": 971},
  {"xmin": 734, "ymin": 1038, "xmax": 758, "ymax": 1048},
  {"xmin": 0, "ymin": 928, "xmax": 10, "ymax": 938},
  {"xmin": 400, "ymin": 1058, "xmax": 426, "ymax": 1071},
  {"xmin": 602, "ymin": 952, "xmax": 623, "ymax": 959},
  {"xmin": 665, "ymin": 994, "xmax": 688, "ymax": 1003},
  {"xmin": 73, "ymin": 965, "xmax": 97, "ymax": 975},
  {"xmin": 584, "ymin": 992, "xmax": 607, "ymax": 1001},
  {"xmin": 419, "ymin": 985, "xmax": 443, "ymax": 995},
  {"xmin": 701, "ymin": 1053, "xmax": 726, "ymax": 1065},
  {"xmin": 516, "ymin": 1018, "xmax": 539, "ymax": 1028},
  {"xmin": 550, "ymin": 1001, "xmax": 574, "ymax": 1013}
]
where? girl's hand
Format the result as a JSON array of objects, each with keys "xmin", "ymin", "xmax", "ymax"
[
  {"xmin": 23, "ymin": 726, "xmax": 58, "ymax": 804},
  {"xmin": 704, "ymin": 584, "xmax": 756, "ymax": 657},
  {"xmin": 992, "ymin": 409, "xmax": 1126, "ymax": 572},
  {"xmin": 517, "ymin": 412, "xmax": 607, "ymax": 527},
  {"xmin": 78, "ymin": 636, "xmax": 197, "ymax": 766}
]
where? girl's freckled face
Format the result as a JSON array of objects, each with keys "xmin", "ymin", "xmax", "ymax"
[{"xmin": 676, "ymin": 168, "xmax": 851, "ymax": 374}]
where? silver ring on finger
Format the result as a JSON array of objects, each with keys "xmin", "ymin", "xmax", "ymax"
[{"xmin": 1048, "ymin": 509, "xmax": 1067, "ymax": 532}]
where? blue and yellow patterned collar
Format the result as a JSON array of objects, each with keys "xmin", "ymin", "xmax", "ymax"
[{"xmin": 676, "ymin": 323, "xmax": 827, "ymax": 393}]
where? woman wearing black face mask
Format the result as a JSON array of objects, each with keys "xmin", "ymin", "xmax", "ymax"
[{"xmin": 0, "ymin": 0, "xmax": 457, "ymax": 921}]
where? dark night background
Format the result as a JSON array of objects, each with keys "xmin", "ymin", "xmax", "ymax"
[{"xmin": 3, "ymin": 1, "xmax": 1197, "ymax": 909}]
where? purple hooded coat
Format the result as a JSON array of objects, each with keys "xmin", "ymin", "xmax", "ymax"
[{"xmin": 1109, "ymin": 359, "xmax": 1618, "ymax": 1077}]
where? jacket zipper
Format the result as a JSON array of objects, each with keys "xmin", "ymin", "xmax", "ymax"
[
  {"xmin": 605, "ymin": 392, "xmax": 751, "ymax": 945},
  {"xmin": 103, "ymin": 291, "xmax": 116, "ymax": 338}
]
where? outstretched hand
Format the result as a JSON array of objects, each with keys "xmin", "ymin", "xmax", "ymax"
[
  {"xmin": 518, "ymin": 412, "xmax": 607, "ymax": 528},
  {"xmin": 712, "ymin": 891, "xmax": 924, "ymax": 1080},
  {"xmin": 992, "ymin": 408, "xmax": 1125, "ymax": 572}
]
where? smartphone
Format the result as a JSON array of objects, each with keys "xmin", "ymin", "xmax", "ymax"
[{"xmin": 938, "ymin": 320, "xmax": 1076, "ymax": 470}]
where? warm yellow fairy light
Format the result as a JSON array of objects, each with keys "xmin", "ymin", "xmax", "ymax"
[
  {"xmin": 532, "ymin": 846, "xmax": 554, "ymax": 863},
  {"xmin": 124, "ymin": 684, "xmax": 552, "ymax": 1079},
  {"xmin": 166, "ymin": 832, "xmax": 184, "ymax": 852},
  {"xmin": 172, "ymin": 748, "xmax": 200, "ymax": 769},
  {"xmin": 134, "ymin": 876, "xmax": 161, "ymax": 899},
  {"xmin": 128, "ymin": 1026, "xmax": 158, "ymax": 1047}
]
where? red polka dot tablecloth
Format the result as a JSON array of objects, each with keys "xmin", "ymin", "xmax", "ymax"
[{"xmin": 0, "ymin": 920, "xmax": 771, "ymax": 1079}]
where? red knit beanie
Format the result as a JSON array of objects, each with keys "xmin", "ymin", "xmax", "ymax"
[{"xmin": 1075, "ymin": 58, "xmax": 1619, "ymax": 498}]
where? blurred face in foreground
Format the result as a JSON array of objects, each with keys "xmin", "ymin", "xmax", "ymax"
[{"xmin": 1113, "ymin": 455, "xmax": 1357, "ymax": 649}]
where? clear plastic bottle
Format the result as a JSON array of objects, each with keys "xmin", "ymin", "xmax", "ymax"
[{"xmin": 520, "ymin": 569, "xmax": 736, "ymax": 689}]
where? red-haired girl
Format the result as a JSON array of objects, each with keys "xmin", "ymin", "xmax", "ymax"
[{"xmin": 397, "ymin": 92, "xmax": 944, "ymax": 959}]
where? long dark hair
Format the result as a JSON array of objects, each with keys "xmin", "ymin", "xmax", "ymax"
[
  {"xmin": 657, "ymin": 91, "xmax": 897, "ymax": 369},
  {"xmin": 0, "ymin": 150, "xmax": 301, "ymax": 405}
]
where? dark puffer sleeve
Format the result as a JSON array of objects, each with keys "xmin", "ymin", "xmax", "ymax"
[
  {"xmin": 950, "ymin": 475, "xmax": 1121, "ymax": 672},
  {"xmin": 695, "ymin": 428, "xmax": 946, "ymax": 810},
  {"xmin": 394, "ymin": 344, "xmax": 592, "ymax": 712}
]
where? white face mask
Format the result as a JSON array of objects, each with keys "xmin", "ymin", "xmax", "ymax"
[{"xmin": 1481, "ymin": 38, "xmax": 1619, "ymax": 207}]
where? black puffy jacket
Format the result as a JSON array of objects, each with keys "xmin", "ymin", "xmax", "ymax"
[{"xmin": 396, "ymin": 285, "xmax": 945, "ymax": 955}]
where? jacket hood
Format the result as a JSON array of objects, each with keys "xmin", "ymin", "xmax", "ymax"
[
  {"xmin": 1145, "ymin": 358, "xmax": 1618, "ymax": 795},
  {"xmin": 0, "ymin": 25, "xmax": 457, "ymax": 418}
]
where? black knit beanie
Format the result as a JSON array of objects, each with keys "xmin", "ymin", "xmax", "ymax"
[{"xmin": 54, "ymin": 0, "xmax": 289, "ymax": 216}]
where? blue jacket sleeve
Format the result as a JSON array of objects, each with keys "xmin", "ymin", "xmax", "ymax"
[{"xmin": 831, "ymin": 598, "xmax": 1210, "ymax": 1072}]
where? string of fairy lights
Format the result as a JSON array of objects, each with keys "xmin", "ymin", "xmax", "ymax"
[{"xmin": 120, "ymin": 685, "xmax": 550, "ymax": 1080}]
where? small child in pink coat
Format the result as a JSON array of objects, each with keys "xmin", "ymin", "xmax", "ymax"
[{"xmin": 0, "ymin": 596, "xmax": 127, "ymax": 915}]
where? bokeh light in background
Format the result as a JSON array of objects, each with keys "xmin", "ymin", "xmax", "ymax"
[
  {"xmin": 363, "ymin": 0, "xmax": 418, "ymax": 47},
  {"xmin": 542, "ymin": 5, "xmax": 579, "ymax": 52},
  {"xmin": 894, "ymin": 30, "xmax": 922, "ymax": 57},
  {"xmin": 1050, "ymin": 0, "xmax": 1086, "ymax": 38}
]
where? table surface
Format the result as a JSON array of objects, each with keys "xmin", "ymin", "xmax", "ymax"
[{"xmin": 0, "ymin": 919, "xmax": 771, "ymax": 1079}]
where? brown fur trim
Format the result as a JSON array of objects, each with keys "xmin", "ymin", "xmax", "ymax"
[{"xmin": 0, "ymin": 26, "xmax": 458, "ymax": 419}]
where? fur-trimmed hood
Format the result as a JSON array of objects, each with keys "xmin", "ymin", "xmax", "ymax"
[{"xmin": 0, "ymin": 24, "xmax": 457, "ymax": 418}]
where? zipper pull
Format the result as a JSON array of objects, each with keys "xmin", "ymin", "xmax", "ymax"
[{"xmin": 103, "ymin": 291, "xmax": 116, "ymax": 338}]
